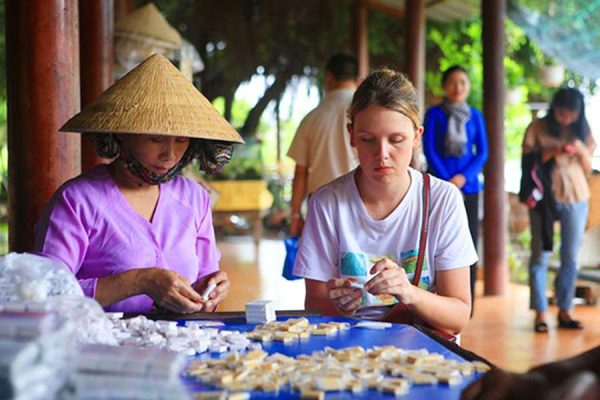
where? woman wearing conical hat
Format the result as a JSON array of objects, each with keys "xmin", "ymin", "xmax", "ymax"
[{"xmin": 34, "ymin": 54, "xmax": 244, "ymax": 314}]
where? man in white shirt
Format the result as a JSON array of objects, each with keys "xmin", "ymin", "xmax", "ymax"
[{"xmin": 287, "ymin": 53, "xmax": 359, "ymax": 236}]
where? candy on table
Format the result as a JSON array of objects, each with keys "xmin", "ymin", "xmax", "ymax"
[
  {"xmin": 245, "ymin": 299, "xmax": 276, "ymax": 324},
  {"xmin": 246, "ymin": 317, "xmax": 350, "ymax": 343},
  {"xmin": 353, "ymin": 321, "xmax": 392, "ymax": 330},
  {"xmin": 300, "ymin": 389, "xmax": 325, "ymax": 399},
  {"xmin": 471, "ymin": 360, "xmax": 492, "ymax": 373},
  {"xmin": 105, "ymin": 314, "xmax": 255, "ymax": 356},
  {"xmin": 185, "ymin": 320, "xmax": 225, "ymax": 328},
  {"xmin": 195, "ymin": 391, "xmax": 227, "ymax": 399},
  {"xmin": 187, "ymin": 344, "xmax": 489, "ymax": 397}
]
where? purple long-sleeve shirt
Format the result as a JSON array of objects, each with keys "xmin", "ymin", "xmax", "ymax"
[{"xmin": 34, "ymin": 165, "xmax": 220, "ymax": 312}]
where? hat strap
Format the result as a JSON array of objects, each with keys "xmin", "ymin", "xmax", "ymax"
[{"xmin": 120, "ymin": 145, "xmax": 195, "ymax": 185}]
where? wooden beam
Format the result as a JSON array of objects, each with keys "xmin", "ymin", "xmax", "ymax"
[
  {"xmin": 405, "ymin": 0, "xmax": 426, "ymax": 111},
  {"xmin": 482, "ymin": 0, "xmax": 508, "ymax": 295},
  {"xmin": 365, "ymin": 0, "xmax": 405, "ymax": 18},
  {"xmin": 114, "ymin": 0, "xmax": 134, "ymax": 20},
  {"xmin": 6, "ymin": 0, "xmax": 81, "ymax": 252},
  {"xmin": 80, "ymin": 0, "xmax": 115, "ymax": 171},
  {"xmin": 352, "ymin": 0, "xmax": 369, "ymax": 80}
]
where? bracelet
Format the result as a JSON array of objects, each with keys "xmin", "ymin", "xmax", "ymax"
[{"xmin": 290, "ymin": 212, "xmax": 303, "ymax": 220}]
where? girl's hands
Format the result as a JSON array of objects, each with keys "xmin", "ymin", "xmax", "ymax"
[
  {"xmin": 326, "ymin": 278, "xmax": 363, "ymax": 316},
  {"xmin": 140, "ymin": 268, "xmax": 205, "ymax": 314},
  {"xmin": 364, "ymin": 258, "xmax": 417, "ymax": 305},
  {"xmin": 192, "ymin": 271, "xmax": 230, "ymax": 312}
]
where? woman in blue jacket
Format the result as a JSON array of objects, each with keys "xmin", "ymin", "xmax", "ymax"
[{"xmin": 423, "ymin": 65, "xmax": 488, "ymax": 316}]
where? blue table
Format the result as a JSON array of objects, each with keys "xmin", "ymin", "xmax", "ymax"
[{"xmin": 180, "ymin": 316, "xmax": 487, "ymax": 399}]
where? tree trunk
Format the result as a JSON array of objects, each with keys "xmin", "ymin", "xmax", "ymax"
[
  {"xmin": 224, "ymin": 93, "xmax": 234, "ymax": 122},
  {"xmin": 240, "ymin": 72, "xmax": 291, "ymax": 136}
]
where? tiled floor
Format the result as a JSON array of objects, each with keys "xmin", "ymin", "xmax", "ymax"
[{"xmin": 217, "ymin": 237, "xmax": 600, "ymax": 372}]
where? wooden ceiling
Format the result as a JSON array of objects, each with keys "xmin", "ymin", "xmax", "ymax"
[{"xmin": 365, "ymin": 0, "xmax": 480, "ymax": 22}]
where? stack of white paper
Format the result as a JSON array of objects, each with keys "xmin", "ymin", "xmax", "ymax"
[{"xmin": 245, "ymin": 299, "xmax": 276, "ymax": 324}]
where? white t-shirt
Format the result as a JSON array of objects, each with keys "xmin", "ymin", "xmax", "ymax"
[
  {"xmin": 293, "ymin": 167, "xmax": 478, "ymax": 309},
  {"xmin": 287, "ymin": 88, "xmax": 359, "ymax": 194}
]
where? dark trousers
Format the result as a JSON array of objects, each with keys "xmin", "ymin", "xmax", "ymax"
[{"xmin": 464, "ymin": 193, "xmax": 479, "ymax": 317}]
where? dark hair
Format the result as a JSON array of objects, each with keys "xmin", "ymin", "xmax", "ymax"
[
  {"xmin": 348, "ymin": 68, "xmax": 420, "ymax": 129},
  {"xmin": 544, "ymin": 87, "xmax": 590, "ymax": 141},
  {"xmin": 326, "ymin": 53, "xmax": 358, "ymax": 81},
  {"xmin": 441, "ymin": 65, "xmax": 468, "ymax": 84}
]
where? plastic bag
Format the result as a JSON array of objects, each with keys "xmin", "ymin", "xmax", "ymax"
[
  {"xmin": 0, "ymin": 253, "xmax": 117, "ymax": 346},
  {"xmin": 0, "ymin": 253, "xmax": 83, "ymax": 303},
  {"xmin": 282, "ymin": 237, "xmax": 301, "ymax": 281}
]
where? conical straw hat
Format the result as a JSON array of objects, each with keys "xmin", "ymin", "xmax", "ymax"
[
  {"xmin": 115, "ymin": 3, "xmax": 182, "ymax": 49},
  {"xmin": 61, "ymin": 54, "xmax": 244, "ymax": 143}
]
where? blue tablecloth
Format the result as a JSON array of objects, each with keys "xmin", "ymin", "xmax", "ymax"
[{"xmin": 181, "ymin": 316, "xmax": 483, "ymax": 399}]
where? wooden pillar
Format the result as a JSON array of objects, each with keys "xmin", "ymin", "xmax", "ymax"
[
  {"xmin": 114, "ymin": 0, "xmax": 134, "ymax": 20},
  {"xmin": 482, "ymin": 0, "xmax": 508, "ymax": 295},
  {"xmin": 6, "ymin": 0, "xmax": 81, "ymax": 252},
  {"xmin": 405, "ymin": 0, "xmax": 425, "ymax": 111},
  {"xmin": 80, "ymin": 0, "xmax": 114, "ymax": 171},
  {"xmin": 352, "ymin": 0, "xmax": 369, "ymax": 81}
]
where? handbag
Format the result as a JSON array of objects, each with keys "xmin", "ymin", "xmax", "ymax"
[
  {"xmin": 282, "ymin": 236, "xmax": 301, "ymax": 281},
  {"xmin": 384, "ymin": 172, "xmax": 457, "ymax": 342}
]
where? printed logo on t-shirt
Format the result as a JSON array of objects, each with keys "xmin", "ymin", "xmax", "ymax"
[{"xmin": 340, "ymin": 250, "xmax": 430, "ymax": 307}]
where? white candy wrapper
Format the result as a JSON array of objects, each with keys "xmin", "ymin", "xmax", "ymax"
[{"xmin": 201, "ymin": 283, "xmax": 217, "ymax": 301}]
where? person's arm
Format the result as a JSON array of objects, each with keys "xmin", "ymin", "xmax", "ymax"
[
  {"xmin": 365, "ymin": 259, "xmax": 471, "ymax": 334},
  {"xmin": 456, "ymin": 111, "xmax": 489, "ymax": 184},
  {"xmin": 571, "ymin": 136, "xmax": 596, "ymax": 174},
  {"xmin": 461, "ymin": 346, "xmax": 600, "ymax": 400},
  {"xmin": 541, "ymin": 147, "xmax": 566, "ymax": 163},
  {"xmin": 190, "ymin": 188, "xmax": 228, "ymax": 312},
  {"xmin": 423, "ymin": 108, "xmax": 452, "ymax": 180},
  {"xmin": 290, "ymin": 164, "xmax": 308, "ymax": 236}
]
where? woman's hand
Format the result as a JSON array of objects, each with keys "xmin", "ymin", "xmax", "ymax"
[
  {"xmin": 364, "ymin": 258, "xmax": 416, "ymax": 305},
  {"xmin": 564, "ymin": 142, "xmax": 577, "ymax": 154},
  {"xmin": 325, "ymin": 278, "xmax": 363, "ymax": 316},
  {"xmin": 289, "ymin": 216, "xmax": 304, "ymax": 237},
  {"xmin": 192, "ymin": 271, "xmax": 230, "ymax": 312},
  {"xmin": 138, "ymin": 268, "xmax": 205, "ymax": 314},
  {"xmin": 449, "ymin": 174, "xmax": 467, "ymax": 189}
]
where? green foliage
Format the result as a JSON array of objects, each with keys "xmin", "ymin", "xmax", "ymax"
[
  {"xmin": 212, "ymin": 96, "xmax": 252, "ymax": 129},
  {"xmin": 207, "ymin": 138, "xmax": 263, "ymax": 181},
  {"xmin": 0, "ymin": 223, "xmax": 7, "ymax": 255},
  {"xmin": 210, "ymin": 97, "xmax": 267, "ymax": 180},
  {"xmin": 367, "ymin": 12, "xmax": 405, "ymax": 67},
  {"xmin": 426, "ymin": 20, "xmax": 483, "ymax": 109},
  {"xmin": 505, "ymin": 99, "xmax": 532, "ymax": 160},
  {"xmin": 0, "ymin": 100, "xmax": 6, "ymax": 194}
]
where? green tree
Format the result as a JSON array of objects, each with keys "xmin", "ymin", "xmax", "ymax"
[{"xmin": 150, "ymin": 0, "xmax": 352, "ymax": 138}]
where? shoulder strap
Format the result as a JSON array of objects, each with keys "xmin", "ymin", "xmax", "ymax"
[{"xmin": 412, "ymin": 172, "xmax": 430, "ymax": 286}]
